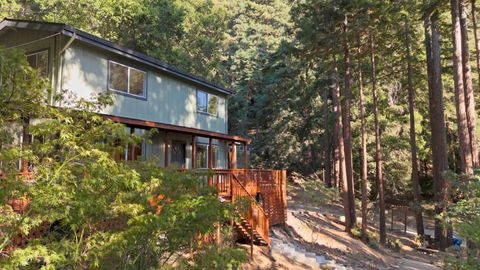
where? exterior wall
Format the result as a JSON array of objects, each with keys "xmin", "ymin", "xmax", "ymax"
[{"xmin": 60, "ymin": 42, "xmax": 228, "ymax": 134}]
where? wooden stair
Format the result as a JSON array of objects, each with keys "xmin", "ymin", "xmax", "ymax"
[
  {"xmin": 234, "ymin": 213, "xmax": 268, "ymax": 246},
  {"xmin": 231, "ymin": 175, "xmax": 270, "ymax": 246},
  {"xmin": 211, "ymin": 170, "xmax": 272, "ymax": 246}
]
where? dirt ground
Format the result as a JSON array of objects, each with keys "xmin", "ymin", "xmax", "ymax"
[{"xmin": 241, "ymin": 179, "xmax": 443, "ymax": 270}]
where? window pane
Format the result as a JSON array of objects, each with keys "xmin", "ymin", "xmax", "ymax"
[
  {"xmin": 197, "ymin": 91, "xmax": 207, "ymax": 112},
  {"xmin": 26, "ymin": 54, "xmax": 36, "ymax": 69},
  {"xmin": 129, "ymin": 68, "xmax": 145, "ymax": 96},
  {"xmin": 212, "ymin": 145, "xmax": 218, "ymax": 168},
  {"xmin": 109, "ymin": 62, "xmax": 128, "ymax": 92},
  {"xmin": 208, "ymin": 95, "xmax": 217, "ymax": 115},
  {"xmin": 196, "ymin": 144, "xmax": 207, "ymax": 168},
  {"xmin": 36, "ymin": 51, "xmax": 48, "ymax": 76}
]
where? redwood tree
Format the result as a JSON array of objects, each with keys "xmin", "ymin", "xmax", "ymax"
[
  {"xmin": 357, "ymin": 34, "xmax": 368, "ymax": 241},
  {"xmin": 451, "ymin": 0, "xmax": 473, "ymax": 175},
  {"xmin": 426, "ymin": 11, "xmax": 449, "ymax": 250},
  {"xmin": 405, "ymin": 17, "xmax": 424, "ymax": 236},
  {"xmin": 332, "ymin": 55, "xmax": 353, "ymax": 233},
  {"xmin": 342, "ymin": 14, "xmax": 356, "ymax": 228},
  {"xmin": 459, "ymin": 0, "xmax": 479, "ymax": 168},
  {"xmin": 370, "ymin": 35, "xmax": 386, "ymax": 245}
]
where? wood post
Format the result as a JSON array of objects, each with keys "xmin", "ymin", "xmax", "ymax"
[
  {"xmin": 208, "ymin": 138, "xmax": 213, "ymax": 169},
  {"xmin": 208, "ymin": 138, "xmax": 213, "ymax": 186},
  {"xmin": 231, "ymin": 143, "xmax": 237, "ymax": 169},
  {"xmin": 250, "ymin": 213, "xmax": 254, "ymax": 257},
  {"xmin": 243, "ymin": 142, "xmax": 248, "ymax": 169},
  {"xmin": 192, "ymin": 135, "xmax": 196, "ymax": 169},
  {"xmin": 129, "ymin": 127, "xmax": 135, "ymax": 161},
  {"xmin": 164, "ymin": 133, "xmax": 169, "ymax": 167}
]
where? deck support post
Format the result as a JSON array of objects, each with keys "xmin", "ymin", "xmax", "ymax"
[
  {"xmin": 250, "ymin": 225, "xmax": 254, "ymax": 257},
  {"xmin": 192, "ymin": 135, "xmax": 196, "ymax": 169},
  {"xmin": 129, "ymin": 127, "xmax": 135, "ymax": 161},
  {"xmin": 243, "ymin": 142, "xmax": 248, "ymax": 169},
  {"xmin": 231, "ymin": 142, "xmax": 237, "ymax": 169},
  {"xmin": 164, "ymin": 134, "xmax": 169, "ymax": 167},
  {"xmin": 208, "ymin": 138, "xmax": 213, "ymax": 169},
  {"xmin": 208, "ymin": 138, "xmax": 213, "ymax": 186}
]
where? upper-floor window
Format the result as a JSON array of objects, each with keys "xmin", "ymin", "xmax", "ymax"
[
  {"xmin": 108, "ymin": 61, "xmax": 146, "ymax": 98},
  {"xmin": 26, "ymin": 50, "xmax": 48, "ymax": 77},
  {"xmin": 196, "ymin": 90, "xmax": 218, "ymax": 116}
]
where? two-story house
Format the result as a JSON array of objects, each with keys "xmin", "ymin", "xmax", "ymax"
[
  {"xmin": 0, "ymin": 19, "xmax": 286, "ymax": 246},
  {"xmin": 0, "ymin": 18, "xmax": 250, "ymax": 170}
]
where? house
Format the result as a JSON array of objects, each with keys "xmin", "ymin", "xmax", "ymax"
[{"xmin": 0, "ymin": 18, "xmax": 286, "ymax": 246}]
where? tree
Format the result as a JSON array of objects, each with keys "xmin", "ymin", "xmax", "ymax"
[
  {"xmin": 426, "ymin": 11, "xmax": 449, "ymax": 250},
  {"xmin": 472, "ymin": 0, "xmax": 480, "ymax": 93},
  {"xmin": 332, "ymin": 54, "xmax": 354, "ymax": 233},
  {"xmin": 404, "ymin": 16, "xmax": 424, "ymax": 236},
  {"xmin": 323, "ymin": 88, "xmax": 333, "ymax": 188},
  {"xmin": 370, "ymin": 34, "xmax": 386, "ymax": 245},
  {"xmin": 357, "ymin": 34, "xmax": 369, "ymax": 241},
  {"xmin": 459, "ymin": 0, "xmax": 479, "ymax": 168},
  {"xmin": 450, "ymin": 0, "xmax": 473, "ymax": 175},
  {"xmin": 342, "ymin": 14, "xmax": 357, "ymax": 229}
]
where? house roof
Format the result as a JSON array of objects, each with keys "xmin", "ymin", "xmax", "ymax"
[{"xmin": 0, "ymin": 18, "xmax": 234, "ymax": 96}]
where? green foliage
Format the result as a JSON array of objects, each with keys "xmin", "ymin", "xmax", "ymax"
[
  {"xmin": 177, "ymin": 245, "xmax": 247, "ymax": 270},
  {"xmin": 350, "ymin": 226, "xmax": 362, "ymax": 239},
  {"xmin": 290, "ymin": 178, "xmax": 340, "ymax": 207},
  {"xmin": 443, "ymin": 171, "xmax": 480, "ymax": 270}
]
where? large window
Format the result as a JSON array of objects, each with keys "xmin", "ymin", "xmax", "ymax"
[
  {"xmin": 196, "ymin": 90, "xmax": 218, "ymax": 116},
  {"xmin": 108, "ymin": 61, "xmax": 146, "ymax": 98},
  {"xmin": 195, "ymin": 144, "xmax": 218, "ymax": 168},
  {"xmin": 26, "ymin": 50, "xmax": 48, "ymax": 76},
  {"xmin": 196, "ymin": 144, "xmax": 208, "ymax": 168}
]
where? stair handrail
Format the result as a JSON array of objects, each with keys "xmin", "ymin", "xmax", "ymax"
[{"xmin": 230, "ymin": 172, "xmax": 270, "ymax": 246}]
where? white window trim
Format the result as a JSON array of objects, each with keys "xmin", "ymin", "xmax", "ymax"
[
  {"xmin": 196, "ymin": 89, "xmax": 219, "ymax": 117},
  {"xmin": 108, "ymin": 60, "xmax": 147, "ymax": 98}
]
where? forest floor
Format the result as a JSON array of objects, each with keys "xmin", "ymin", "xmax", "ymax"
[{"xmin": 241, "ymin": 177, "xmax": 443, "ymax": 270}]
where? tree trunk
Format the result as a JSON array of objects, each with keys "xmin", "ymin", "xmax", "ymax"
[
  {"xmin": 370, "ymin": 35, "xmax": 386, "ymax": 245},
  {"xmin": 430, "ymin": 12, "xmax": 450, "ymax": 251},
  {"xmin": 333, "ymin": 125, "xmax": 340, "ymax": 190},
  {"xmin": 342, "ymin": 15, "xmax": 356, "ymax": 228},
  {"xmin": 405, "ymin": 17, "xmax": 424, "ymax": 237},
  {"xmin": 332, "ymin": 54, "xmax": 353, "ymax": 233},
  {"xmin": 451, "ymin": 0, "xmax": 473, "ymax": 175},
  {"xmin": 459, "ymin": 0, "xmax": 479, "ymax": 168},
  {"xmin": 472, "ymin": 0, "xmax": 480, "ymax": 96},
  {"xmin": 323, "ymin": 89, "xmax": 332, "ymax": 188},
  {"xmin": 357, "ymin": 34, "xmax": 368, "ymax": 242}
]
